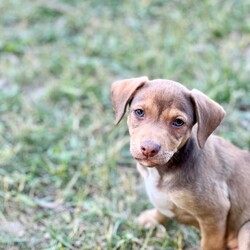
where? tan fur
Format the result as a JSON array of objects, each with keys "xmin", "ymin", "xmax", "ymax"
[{"xmin": 112, "ymin": 77, "xmax": 250, "ymax": 250}]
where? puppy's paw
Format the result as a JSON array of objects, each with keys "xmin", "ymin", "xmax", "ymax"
[{"xmin": 136, "ymin": 208, "xmax": 168, "ymax": 229}]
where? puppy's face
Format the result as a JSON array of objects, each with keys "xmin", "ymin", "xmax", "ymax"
[
  {"xmin": 112, "ymin": 77, "xmax": 225, "ymax": 168},
  {"xmin": 127, "ymin": 80, "xmax": 195, "ymax": 167}
]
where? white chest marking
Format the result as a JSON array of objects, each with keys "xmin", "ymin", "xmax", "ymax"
[{"xmin": 144, "ymin": 168, "xmax": 175, "ymax": 218}]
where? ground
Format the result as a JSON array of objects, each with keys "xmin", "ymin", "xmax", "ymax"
[{"xmin": 0, "ymin": 0, "xmax": 250, "ymax": 249}]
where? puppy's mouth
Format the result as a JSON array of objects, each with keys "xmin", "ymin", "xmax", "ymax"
[
  {"xmin": 133, "ymin": 152, "xmax": 175, "ymax": 167},
  {"xmin": 130, "ymin": 141, "xmax": 177, "ymax": 167},
  {"xmin": 134, "ymin": 158, "xmax": 159, "ymax": 168}
]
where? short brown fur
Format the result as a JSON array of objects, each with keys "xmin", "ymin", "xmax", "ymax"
[{"xmin": 112, "ymin": 77, "xmax": 250, "ymax": 250}]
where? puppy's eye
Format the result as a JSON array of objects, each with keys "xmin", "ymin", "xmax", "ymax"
[
  {"xmin": 172, "ymin": 119, "xmax": 184, "ymax": 127},
  {"xmin": 134, "ymin": 109, "xmax": 144, "ymax": 118}
]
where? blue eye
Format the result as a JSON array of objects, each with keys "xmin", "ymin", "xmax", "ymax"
[
  {"xmin": 172, "ymin": 119, "xmax": 184, "ymax": 127},
  {"xmin": 134, "ymin": 109, "xmax": 144, "ymax": 117}
]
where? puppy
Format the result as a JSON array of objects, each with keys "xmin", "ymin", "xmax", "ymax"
[{"xmin": 111, "ymin": 77, "xmax": 250, "ymax": 250}]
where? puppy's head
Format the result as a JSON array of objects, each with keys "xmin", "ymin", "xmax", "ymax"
[{"xmin": 112, "ymin": 77, "xmax": 225, "ymax": 167}]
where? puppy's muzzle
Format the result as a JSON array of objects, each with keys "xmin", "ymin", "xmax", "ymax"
[{"xmin": 140, "ymin": 140, "xmax": 161, "ymax": 158}]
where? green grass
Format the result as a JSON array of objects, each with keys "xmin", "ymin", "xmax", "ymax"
[{"xmin": 0, "ymin": 0, "xmax": 250, "ymax": 249}]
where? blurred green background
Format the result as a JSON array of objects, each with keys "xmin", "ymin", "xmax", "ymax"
[{"xmin": 0, "ymin": 0, "xmax": 250, "ymax": 249}]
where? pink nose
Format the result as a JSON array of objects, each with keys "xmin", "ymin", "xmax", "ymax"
[{"xmin": 140, "ymin": 140, "xmax": 161, "ymax": 158}]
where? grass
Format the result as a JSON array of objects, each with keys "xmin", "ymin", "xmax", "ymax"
[{"xmin": 0, "ymin": 0, "xmax": 250, "ymax": 249}]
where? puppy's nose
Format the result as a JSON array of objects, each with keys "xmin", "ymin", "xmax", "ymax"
[{"xmin": 140, "ymin": 140, "xmax": 161, "ymax": 158}]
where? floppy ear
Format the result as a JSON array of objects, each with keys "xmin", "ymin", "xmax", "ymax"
[
  {"xmin": 190, "ymin": 89, "xmax": 225, "ymax": 148},
  {"xmin": 111, "ymin": 76, "xmax": 148, "ymax": 124}
]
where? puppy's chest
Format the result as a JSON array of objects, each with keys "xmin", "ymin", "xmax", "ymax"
[{"xmin": 144, "ymin": 168, "xmax": 189, "ymax": 218}]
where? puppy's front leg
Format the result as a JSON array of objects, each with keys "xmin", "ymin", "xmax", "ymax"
[
  {"xmin": 136, "ymin": 208, "xmax": 168, "ymax": 228},
  {"xmin": 199, "ymin": 216, "xmax": 227, "ymax": 250}
]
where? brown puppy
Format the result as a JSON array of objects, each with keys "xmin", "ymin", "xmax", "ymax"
[{"xmin": 111, "ymin": 77, "xmax": 250, "ymax": 250}]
